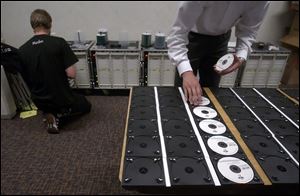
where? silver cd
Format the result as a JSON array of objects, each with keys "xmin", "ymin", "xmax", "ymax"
[
  {"xmin": 207, "ymin": 136, "xmax": 238, "ymax": 155},
  {"xmin": 217, "ymin": 157, "xmax": 254, "ymax": 184},
  {"xmin": 199, "ymin": 119, "xmax": 226, "ymax": 135},
  {"xmin": 215, "ymin": 54, "xmax": 234, "ymax": 71},
  {"xmin": 199, "ymin": 96, "xmax": 210, "ymax": 106},
  {"xmin": 193, "ymin": 106, "xmax": 217, "ymax": 119}
]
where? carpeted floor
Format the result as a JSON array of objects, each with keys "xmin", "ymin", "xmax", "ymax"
[{"xmin": 1, "ymin": 96, "xmax": 141, "ymax": 195}]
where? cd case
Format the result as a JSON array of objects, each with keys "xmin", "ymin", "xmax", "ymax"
[{"xmin": 119, "ymin": 87, "xmax": 299, "ymax": 192}]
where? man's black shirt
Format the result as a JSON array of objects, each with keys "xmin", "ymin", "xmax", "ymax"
[{"xmin": 19, "ymin": 34, "xmax": 78, "ymax": 108}]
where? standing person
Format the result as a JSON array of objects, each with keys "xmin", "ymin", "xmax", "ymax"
[
  {"xmin": 167, "ymin": 1, "xmax": 270, "ymax": 105},
  {"xmin": 19, "ymin": 9, "xmax": 91, "ymax": 133}
]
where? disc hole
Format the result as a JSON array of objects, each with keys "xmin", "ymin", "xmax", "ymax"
[
  {"xmin": 139, "ymin": 143, "xmax": 147, "ymax": 148},
  {"xmin": 259, "ymin": 142, "xmax": 267, "ymax": 148},
  {"xmin": 139, "ymin": 167, "xmax": 148, "ymax": 174},
  {"xmin": 218, "ymin": 141, "xmax": 228, "ymax": 148},
  {"xmin": 185, "ymin": 167, "xmax": 194, "ymax": 174},
  {"xmin": 202, "ymin": 110, "xmax": 209, "ymax": 114},
  {"xmin": 277, "ymin": 165, "xmax": 287, "ymax": 172},
  {"xmin": 179, "ymin": 143, "xmax": 187, "ymax": 148},
  {"xmin": 230, "ymin": 165, "xmax": 241, "ymax": 174}
]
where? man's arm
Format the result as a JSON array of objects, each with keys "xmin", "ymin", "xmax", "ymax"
[
  {"xmin": 61, "ymin": 37, "xmax": 78, "ymax": 79},
  {"xmin": 166, "ymin": 1, "xmax": 206, "ymax": 105},
  {"xmin": 235, "ymin": 2, "xmax": 270, "ymax": 61},
  {"xmin": 214, "ymin": 2, "xmax": 269, "ymax": 76}
]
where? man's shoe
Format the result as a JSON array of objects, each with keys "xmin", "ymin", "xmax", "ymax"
[{"xmin": 45, "ymin": 113, "xmax": 59, "ymax": 134}]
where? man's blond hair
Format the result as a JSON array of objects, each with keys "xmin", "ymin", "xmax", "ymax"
[{"xmin": 30, "ymin": 9, "xmax": 52, "ymax": 30}]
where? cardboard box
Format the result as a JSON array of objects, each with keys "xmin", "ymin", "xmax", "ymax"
[
  {"xmin": 280, "ymin": 7, "xmax": 298, "ymax": 87},
  {"xmin": 280, "ymin": 12, "xmax": 299, "ymax": 48},
  {"xmin": 281, "ymin": 51, "xmax": 299, "ymax": 87}
]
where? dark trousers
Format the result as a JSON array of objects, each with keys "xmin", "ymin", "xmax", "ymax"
[
  {"xmin": 35, "ymin": 93, "xmax": 91, "ymax": 124},
  {"xmin": 175, "ymin": 30, "xmax": 231, "ymax": 87}
]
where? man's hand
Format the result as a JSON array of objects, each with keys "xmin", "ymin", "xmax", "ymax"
[
  {"xmin": 214, "ymin": 55, "xmax": 245, "ymax": 75},
  {"xmin": 65, "ymin": 65, "xmax": 76, "ymax": 78},
  {"xmin": 182, "ymin": 71, "xmax": 202, "ymax": 105}
]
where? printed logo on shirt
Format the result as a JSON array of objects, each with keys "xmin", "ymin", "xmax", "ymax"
[
  {"xmin": 1, "ymin": 47, "xmax": 12, "ymax": 53},
  {"xmin": 32, "ymin": 40, "xmax": 44, "ymax": 45}
]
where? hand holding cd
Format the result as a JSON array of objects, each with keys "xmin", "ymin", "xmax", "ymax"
[{"xmin": 214, "ymin": 54, "xmax": 244, "ymax": 76}]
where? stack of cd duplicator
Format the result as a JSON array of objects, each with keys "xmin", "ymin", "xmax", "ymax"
[
  {"xmin": 119, "ymin": 87, "xmax": 299, "ymax": 193},
  {"xmin": 67, "ymin": 37, "xmax": 290, "ymax": 89},
  {"xmin": 67, "ymin": 40, "xmax": 95, "ymax": 89},
  {"xmin": 90, "ymin": 41, "xmax": 141, "ymax": 89}
]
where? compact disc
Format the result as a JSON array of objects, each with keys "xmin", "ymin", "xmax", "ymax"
[
  {"xmin": 199, "ymin": 119, "xmax": 226, "ymax": 134},
  {"xmin": 199, "ymin": 96, "xmax": 210, "ymax": 106},
  {"xmin": 193, "ymin": 106, "xmax": 217, "ymax": 119},
  {"xmin": 215, "ymin": 54, "xmax": 234, "ymax": 71},
  {"xmin": 207, "ymin": 136, "xmax": 238, "ymax": 155},
  {"xmin": 217, "ymin": 157, "xmax": 254, "ymax": 183}
]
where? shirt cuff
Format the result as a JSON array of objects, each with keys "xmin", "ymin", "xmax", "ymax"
[
  {"xmin": 177, "ymin": 60, "xmax": 193, "ymax": 76},
  {"xmin": 235, "ymin": 49, "xmax": 248, "ymax": 61}
]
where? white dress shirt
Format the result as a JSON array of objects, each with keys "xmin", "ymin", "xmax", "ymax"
[{"xmin": 166, "ymin": 1, "xmax": 270, "ymax": 76}]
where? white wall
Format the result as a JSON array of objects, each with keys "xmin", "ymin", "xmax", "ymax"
[
  {"xmin": 1, "ymin": 1, "xmax": 293, "ymax": 48},
  {"xmin": 255, "ymin": 1, "xmax": 293, "ymax": 43}
]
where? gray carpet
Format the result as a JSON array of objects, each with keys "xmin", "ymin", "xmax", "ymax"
[{"xmin": 1, "ymin": 96, "xmax": 141, "ymax": 195}]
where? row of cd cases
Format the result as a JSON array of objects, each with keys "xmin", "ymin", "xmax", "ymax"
[{"xmin": 68, "ymin": 40, "xmax": 291, "ymax": 89}]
